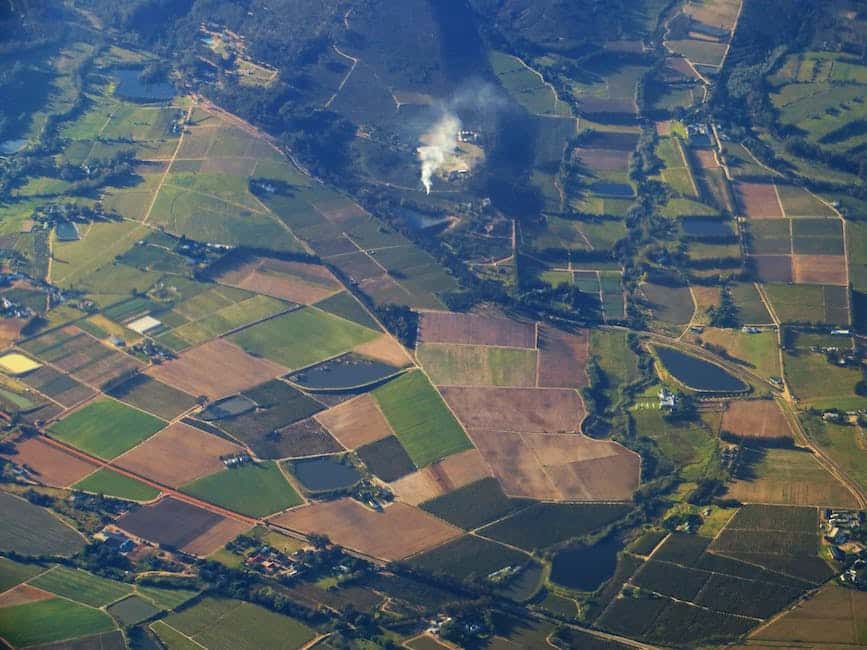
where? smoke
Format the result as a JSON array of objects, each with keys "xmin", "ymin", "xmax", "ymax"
[{"xmin": 417, "ymin": 112, "xmax": 461, "ymax": 194}]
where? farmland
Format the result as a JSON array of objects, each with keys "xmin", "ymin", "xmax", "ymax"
[
  {"xmin": 73, "ymin": 468, "xmax": 161, "ymax": 502},
  {"xmin": 48, "ymin": 398, "xmax": 166, "ymax": 460},
  {"xmin": 417, "ymin": 343, "xmax": 538, "ymax": 386},
  {"xmin": 0, "ymin": 492, "xmax": 85, "ymax": 556},
  {"xmin": 181, "ymin": 461, "xmax": 302, "ymax": 518},
  {"xmin": 0, "ymin": 597, "xmax": 116, "ymax": 647},
  {"xmin": 30, "ymin": 566, "xmax": 132, "ymax": 607}
]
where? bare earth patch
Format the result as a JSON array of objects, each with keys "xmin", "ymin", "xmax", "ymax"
[
  {"xmin": 736, "ymin": 182, "xmax": 783, "ymax": 218},
  {"xmin": 353, "ymin": 334, "xmax": 411, "ymax": 367},
  {"xmin": 115, "ymin": 422, "xmax": 245, "ymax": 488},
  {"xmin": 792, "ymin": 254, "xmax": 848, "ymax": 285},
  {"xmin": 720, "ymin": 400, "xmax": 793, "ymax": 442},
  {"xmin": 182, "ymin": 518, "xmax": 251, "ymax": 556},
  {"xmin": 0, "ymin": 584, "xmax": 54, "ymax": 608},
  {"xmin": 1, "ymin": 436, "xmax": 98, "ymax": 487},
  {"xmin": 215, "ymin": 256, "xmax": 341, "ymax": 304},
  {"xmin": 536, "ymin": 326, "xmax": 589, "ymax": 388},
  {"xmin": 271, "ymin": 498, "xmax": 461, "ymax": 561},
  {"xmin": 147, "ymin": 339, "xmax": 288, "ymax": 400},
  {"xmin": 314, "ymin": 393, "xmax": 394, "ymax": 449},
  {"xmin": 440, "ymin": 387, "xmax": 583, "ymax": 432},
  {"xmin": 418, "ymin": 311, "xmax": 535, "ymax": 348}
]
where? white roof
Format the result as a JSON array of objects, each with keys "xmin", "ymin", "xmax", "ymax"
[{"xmin": 126, "ymin": 315, "xmax": 162, "ymax": 334}]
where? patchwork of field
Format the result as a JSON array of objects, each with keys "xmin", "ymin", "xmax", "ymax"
[
  {"xmin": 389, "ymin": 448, "xmax": 492, "ymax": 506},
  {"xmin": 271, "ymin": 497, "xmax": 461, "ymax": 561},
  {"xmin": 727, "ymin": 446, "xmax": 859, "ymax": 508},
  {"xmin": 418, "ymin": 311, "xmax": 536, "ymax": 348},
  {"xmin": 313, "ymin": 393, "xmax": 393, "ymax": 449}
]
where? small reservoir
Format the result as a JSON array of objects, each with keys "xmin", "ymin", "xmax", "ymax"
[
  {"xmin": 289, "ymin": 455, "xmax": 361, "ymax": 492},
  {"xmin": 656, "ymin": 346, "xmax": 748, "ymax": 393},
  {"xmin": 550, "ymin": 536, "xmax": 622, "ymax": 591}
]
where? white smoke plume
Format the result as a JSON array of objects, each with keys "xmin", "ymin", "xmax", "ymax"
[{"xmin": 417, "ymin": 113, "xmax": 461, "ymax": 194}]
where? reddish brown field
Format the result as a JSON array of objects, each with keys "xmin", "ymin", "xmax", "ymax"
[
  {"xmin": 440, "ymin": 387, "xmax": 583, "ymax": 433},
  {"xmin": 468, "ymin": 430, "xmax": 639, "ymax": 501},
  {"xmin": 575, "ymin": 148, "xmax": 631, "ymax": 172},
  {"xmin": 315, "ymin": 393, "xmax": 393, "ymax": 449},
  {"xmin": 0, "ymin": 585, "xmax": 53, "ymax": 608},
  {"xmin": 693, "ymin": 149, "xmax": 720, "ymax": 169},
  {"xmin": 720, "ymin": 400, "xmax": 793, "ymax": 441},
  {"xmin": 792, "ymin": 254, "xmax": 848, "ymax": 285},
  {"xmin": 147, "ymin": 339, "xmax": 288, "ymax": 400},
  {"xmin": 390, "ymin": 448, "xmax": 492, "ymax": 505},
  {"xmin": 182, "ymin": 518, "xmax": 251, "ymax": 556},
  {"xmin": 750, "ymin": 255, "xmax": 793, "ymax": 283},
  {"xmin": 115, "ymin": 422, "xmax": 245, "ymax": 488},
  {"xmin": 1, "ymin": 436, "xmax": 98, "ymax": 487},
  {"xmin": 419, "ymin": 311, "xmax": 536, "ymax": 348},
  {"xmin": 271, "ymin": 498, "xmax": 461, "ymax": 561},
  {"xmin": 536, "ymin": 326, "xmax": 589, "ymax": 388},
  {"xmin": 353, "ymin": 334, "xmax": 411, "ymax": 367},
  {"xmin": 215, "ymin": 256, "xmax": 341, "ymax": 304},
  {"xmin": 736, "ymin": 182, "xmax": 783, "ymax": 218}
]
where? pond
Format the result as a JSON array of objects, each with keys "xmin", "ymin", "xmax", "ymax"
[
  {"xmin": 55, "ymin": 222, "xmax": 79, "ymax": 242},
  {"xmin": 656, "ymin": 346, "xmax": 748, "ymax": 393},
  {"xmin": 550, "ymin": 536, "xmax": 622, "ymax": 591},
  {"xmin": 113, "ymin": 68, "xmax": 175, "ymax": 102},
  {"xmin": 289, "ymin": 455, "xmax": 361, "ymax": 492},
  {"xmin": 681, "ymin": 218, "xmax": 733, "ymax": 238},
  {"xmin": 0, "ymin": 139, "xmax": 27, "ymax": 155},
  {"xmin": 288, "ymin": 353, "xmax": 399, "ymax": 390},
  {"xmin": 588, "ymin": 181, "xmax": 634, "ymax": 198}
]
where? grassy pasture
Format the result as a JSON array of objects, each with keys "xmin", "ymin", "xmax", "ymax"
[
  {"xmin": 0, "ymin": 597, "xmax": 116, "ymax": 647},
  {"xmin": 74, "ymin": 468, "xmax": 161, "ymax": 502},
  {"xmin": 181, "ymin": 461, "xmax": 302, "ymax": 518},
  {"xmin": 163, "ymin": 596, "xmax": 316, "ymax": 650},
  {"xmin": 631, "ymin": 407, "xmax": 717, "ymax": 480},
  {"xmin": 373, "ymin": 371, "xmax": 471, "ymax": 467},
  {"xmin": 230, "ymin": 307, "xmax": 378, "ymax": 370},
  {"xmin": 48, "ymin": 398, "xmax": 166, "ymax": 460},
  {"xmin": 30, "ymin": 566, "xmax": 133, "ymax": 607},
  {"xmin": 697, "ymin": 328, "xmax": 780, "ymax": 381},
  {"xmin": 417, "ymin": 343, "xmax": 538, "ymax": 387},
  {"xmin": 0, "ymin": 491, "xmax": 84, "ymax": 557}
]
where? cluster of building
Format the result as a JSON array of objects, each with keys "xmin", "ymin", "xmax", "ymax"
[{"xmin": 221, "ymin": 453, "xmax": 252, "ymax": 468}]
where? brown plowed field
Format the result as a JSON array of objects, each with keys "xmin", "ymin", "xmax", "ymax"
[
  {"xmin": 147, "ymin": 338, "xmax": 288, "ymax": 400},
  {"xmin": 418, "ymin": 311, "xmax": 535, "ymax": 348},
  {"xmin": 536, "ymin": 326, "xmax": 589, "ymax": 388},
  {"xmin": 469, "ymin": 430, "xmax": 639, "ymax": 501},
  {"xmin": 575, "ymin": 148, "xmax": 631, "ymax": 172},
  {"xmin": 736, "ymin": 182, "xmax": 783, "ymax": 218},
  {"xmin": 1, "ymin": 436, "xmax": 98, "ymax": 487},
  {"xmin": 693, "ymin": 149, "xmax": 720, "ymax": 169},
  {"xmin": 114, "ymin": 422, "xmax": 245, "ymax": 488},
  {"xmin": 0, "ymin": 585, "xmax": 53, "ymax": 608},
  {"xmin": 271, "ymin": 498, "xmax": 461, "ymax": 561},
  {"xmin": 353, "ymin": 334, "xmax": 410, "ymax": 367},
  {"xmin": 314, "ymin": 393, "xmax": 394, "ymax": 449},
  {"xmin": 389, "ymin": 448, "xmax": 492, "ymax": 505},
  {"xmin": 720, "ymin": 400, "xmax": 793, "ymax": 441},
  {"xmin": 182, "ymin": 517, "xmax": 250, "ymax": 556},
  {"xmin": 215, "ymin": 256, "xmax": 341, "ymax": 304},
  {"xmin": 792, "ymin": 254, "xmax": 848, "ymax": 285},
  {"xmin": 440, "ymin": 387, "xmax": 583, "ymax": 432},
  {"xmin": 750, "ymin": 255, "xmax": 793, "ymax": 283}
]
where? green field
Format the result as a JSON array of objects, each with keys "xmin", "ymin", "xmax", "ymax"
[
  {"xmin": 784, "ymin": 350, "xmax": 866, "ymax": 409},
  {"xmin": 631, "ymin": 407, "xmax": 718, "ymax": 480},
  {"xmin": 590, "ymin": 330, "xmax": 642, "ymax": 414},
  {"xmin": 373, "ymin": 371, "xmax": 472, "ymax": 467},
  {"xmin": 417, "ymin": 343, "xmax": 538, "ymax": 387},
  {"xmin": 31, "ymin": 565, "xmax": 133, "ymax": 607},
  {"xmin": 74, "ymin": 468, "xmax": 161, "ymax": 502},
  {"xmin": 0, "ymin": 557, "xmax": 45, "ymax": 592},
  {"xmin": 152, "ymin": 620, "xmax": 204, "ymax": 650},
  {"xmin": 137, "ymin": 585, "xmax": 199, "ymax": 611},
  {"xmin": 230, "ymin": 306, "xmax": 378, "ymax": 370},
  {"xmin": 0, "ymin": 597, "xmax": 116, "ymax": 647},
  {"xmin": 313, "ymin": 291, "xmax": 380, "ymax": 330},
  {"xmin": 182, "ymin": 461, "xmax": 301, "ymax": 517},
  {"xmin": 489, "ymin": 50, "xmax": 571, "ymax": 116},
  {"xmin": 48, "ymin": 398, "xmax": 166, "ymax": 459},
  {"xmin": 0, "ymin": 491, "xmax": 85, "ymax": 557},
  {"xmin": 107, "ymin": 595, "xmax": 162, "ymax": 626},
  {"xmin": 162, "ymin": 596, "xmax": 316, "ymax": 650},
  {"xmin": 802, "ymin": 415, "xmax": 867, "ymax": 496},
  {"xmin": 699, "ymin": 328, "xmax": 781, "ymax": 381}
]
